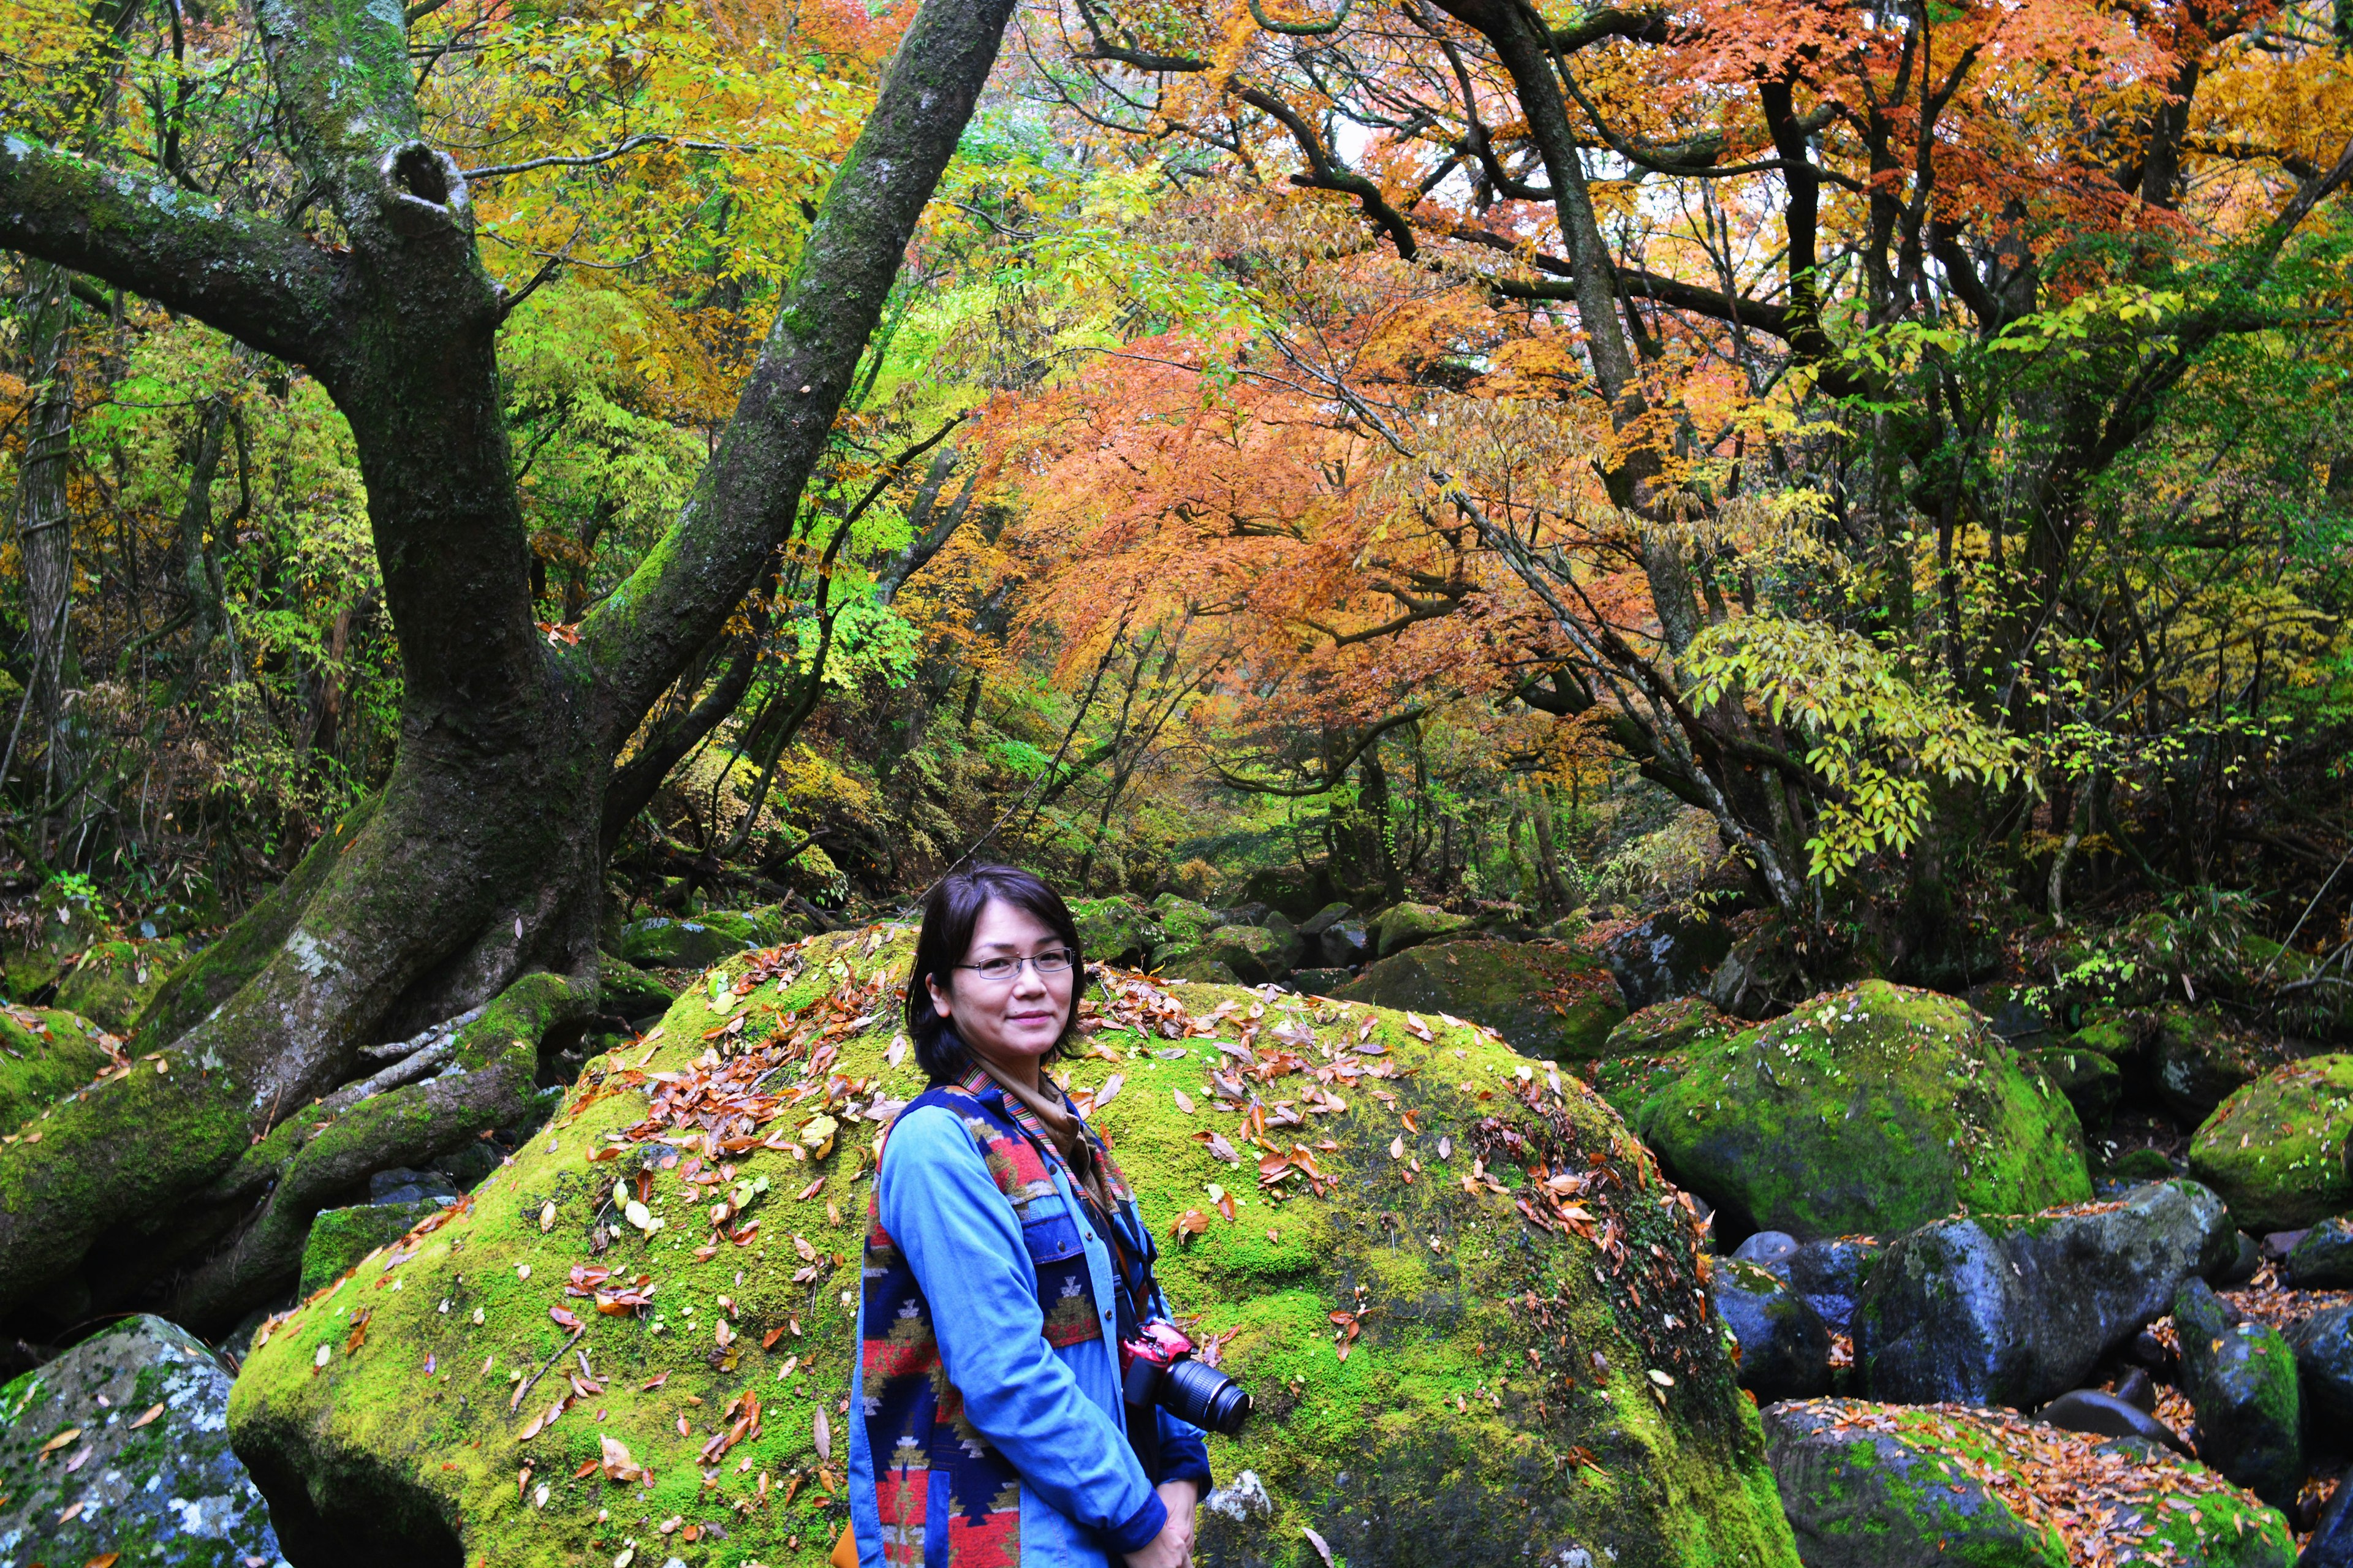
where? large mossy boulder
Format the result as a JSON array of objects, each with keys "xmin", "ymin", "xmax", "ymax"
[
  {"xmin": 1764, "ymin": 1398, "xmax": 2295, "ymax": 1568},
  {"xmin": 614, "ymin": 915, "xmax": 741, "ymax": 970},
  {"xmin": 1069, "ymin": 894, "xmax": 1164, "ymax": 968},
  {"xmin": 230, "ymin": 930, "xmax": 1801, "ymax": 1568},
  {"xmin": 1366, "ymin": 901, "xmax": 1472, "ymax": 959},
  {"xmin": 0, "ymin": 1002, "xmax": 121, "ymax": 1132},
  {"xmin": 1150, "ymin": 892, "xmax": 1221, "ymax": 952},
  {"xmin": 2021, "ymin": 1043, "xmax": 2121, "ymax": 1132},
  {"xmin": 598, "ymin": 951, "xmax": 680, "ymax": 1018},
  {"xmin": 1602, "ymin": 996, "xmax": 1737, "ymax": 1061},
  {"xmin": 3, "ymin": 880, "xmax": 108, "ymax": 1000},
  {"xmin": 1633, "ymin": 980, "xmax": 2090, "ymax": 1242},
  {"xmin": 2188, "ymin": 1055, "xmax": 2353, "ymax": 1233},
  {"xmin": 1852, "ymin": 1181, "xmax": 2234, "ymax": 1409},
  {"xmin": 2173, "ymin": 1278, "xmax": 2303, "ymax": 1507},
  {"xmin": 1336, "ymin": 939, "xmax": 1626, "ymax": 1061},
  {"xmin": 53, "ymin": 936, "xmax": 186, "ymax": 1034},
  {"xmin": 0, "ymin": 1314, "xmax": 284, "ymax": 1566}
]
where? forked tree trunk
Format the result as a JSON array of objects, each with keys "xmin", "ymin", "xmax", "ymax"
[{"xmin": 0, "ymin": 0, "xmax": 1018, "ymax": 1329}]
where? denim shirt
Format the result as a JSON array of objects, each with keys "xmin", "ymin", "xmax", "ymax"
[{"xmin": 848, "ymin": 1091, "xmax": 1211, "ymax": 1567}]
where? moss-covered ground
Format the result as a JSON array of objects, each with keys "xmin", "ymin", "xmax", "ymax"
[{"xmin": 229, "ymin": 929, "xmax": 1800, "ymax": 1568}]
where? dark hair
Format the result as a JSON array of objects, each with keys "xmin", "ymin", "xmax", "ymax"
[{"xmin": 904, "ymin": 864, "xmax": 1086, "ymax": 1083}]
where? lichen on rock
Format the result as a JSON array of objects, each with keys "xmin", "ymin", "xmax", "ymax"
[
  {"xmin": 1633, "ymin": 980, "xmax": 2091, "ymax": 1242},
  {"xmin": 228, "ymin": 928, "xmax": 1800, "ymax": 1568}
]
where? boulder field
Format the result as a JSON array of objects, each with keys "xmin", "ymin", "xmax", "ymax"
[
  {"xmin": 2188, "ymin": 1053, "xmax": 2353, "ymax": 1233},
  {"xmin": 1632, "ymin": 980, "xmax": 2091, "ymax": 1242},
  {"xmin": 227, "ymin": 930, "xmax": 1801, "ymax": 1568}
]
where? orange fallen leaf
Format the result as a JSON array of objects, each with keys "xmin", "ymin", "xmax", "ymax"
[{"xmin": 128, "ymin": 1404, "xmax": 164, "ymax": 1430}]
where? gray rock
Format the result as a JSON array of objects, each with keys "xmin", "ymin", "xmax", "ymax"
[
  {"xmin": 365, "ymin": 1167, "xmax": 460, "ymax": 1207},
  {"xmin": 1713, "ymin": 1260, "xmax": 1830, "ymax": 1402},
  {"xmin": 1205, "ymin": 1468, "xmax": 1273, "ymax": 1523},
  {"xmin": 2175, "ymin": 1278, "xmax": 2303, "ymax": 1508},
  {"xmin": 2036, "ymin": 1388, "xmax": 2189, "ymax": 1455},
  {"xmin": 1600, "ymin": 909, "xmax": 1734, "ymax": 1012},
  {"xmin": 1297, "ymin": 902, "xmax": 1354, "ymax": 937},
  {"xmin": 2287, "ymin": 1304, "xmax": 2353, "ymax": 1431},
  {"xmin": 2305, "ymin": 1466, "xmax": 2353, "ymax": 1568},
  {"xmin": 2113, "ymin": 1366, "xmax": 2156, "ymax": 1411},
  {"xmin": 1855, "ymin": 1180, "xmax": 2235, "ymax": 1408},
  {"xmin": 2216, "ymin": 1230, "xmax": 2262, "ymax": 1286},
  {"xmin": 1733, "ymin": 1230, "xmax": 1800, "ymax": 1267},
  {"xmin": 2286, "ymin": 1217, "xmax": 2353, "ymax": 1289},
  {"xmin": 1286, "ymin": 968, "xmax": 1354, "ymax": 996},
  {"xmin": 1782, "ymin": 1237, "xmax": 1884, "ymax": 1336},
  {"xmin": 2263, "ymin": 1229, "xmax": 2310, "ymax": 1262},
  {"xmin": 0, "ymin": 1315, "xmax": 284, "ymax": 1567}
]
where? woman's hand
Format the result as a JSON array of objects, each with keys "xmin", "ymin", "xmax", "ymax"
[{"xmin": 1126, "ymin": 1479, "xmax": 1200, "ymax": 1568}]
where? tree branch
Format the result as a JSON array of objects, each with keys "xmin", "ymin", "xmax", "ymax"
[{"xmin": 0, "ymin": 137, "xmax": 346, "ymax": 373}]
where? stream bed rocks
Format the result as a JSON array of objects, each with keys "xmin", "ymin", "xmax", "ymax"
[{"xmin": 226, "ymin": 930, "xmax": 1802, "ymax": 1568}]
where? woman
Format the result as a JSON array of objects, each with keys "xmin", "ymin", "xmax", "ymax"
[{"xmin": 846, "ymin": 865, "xmax": 1210, "ymax": 1568}]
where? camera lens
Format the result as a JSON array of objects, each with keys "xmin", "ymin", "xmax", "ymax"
[{"xmin": 1159, "ymin": 1356, "xmax": 1252, "ymax": 1436}]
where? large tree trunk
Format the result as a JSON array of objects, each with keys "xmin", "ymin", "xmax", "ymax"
[
  {"xmin": 0, "ymin": 0, "xmax": 1019, "ymax": 1329},
  {"xmin": 12, "ymin": 262, "xmax": 79, "ymax": 797}
]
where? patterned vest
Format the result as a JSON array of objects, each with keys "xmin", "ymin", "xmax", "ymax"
[{"xmin": 858, "ymin": 1069, "xmax": 1140, "ymax": 1568}]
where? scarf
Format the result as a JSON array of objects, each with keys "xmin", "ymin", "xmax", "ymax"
[{"xmin": 972, "ymin": 1056, "xmax": 1118, "ymax": 1221}]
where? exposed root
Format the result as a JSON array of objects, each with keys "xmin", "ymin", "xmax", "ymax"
[{"xmin": 167, "ymin": 971, "xmax": 592, "ymax": 1327}]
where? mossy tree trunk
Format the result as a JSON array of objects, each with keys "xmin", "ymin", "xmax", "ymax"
[{"xmin": 0, "ymin": 0, "xmax": 1018, "ymax": 1328}]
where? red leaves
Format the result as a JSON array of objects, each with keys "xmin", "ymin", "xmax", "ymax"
[
  {"xmin": 699, "ymin": 1388, "xmax": 763, "ymax": 1465},
  {"xmin": 1172, "ymin": 1208, "xmax": 1210, "ymax": 1241},
  {"xmin": 1194, "ymin": 1129, "xmax": 1240, "ymax": 1164},
  {"xmin": 549, "ymin": 1306, "xmax": 585, "ymax": 1333}
]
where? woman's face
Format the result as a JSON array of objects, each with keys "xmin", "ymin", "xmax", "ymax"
[{"xmin": 925, "ymin": 898, "xmax": 1074, "ymax": 1077}]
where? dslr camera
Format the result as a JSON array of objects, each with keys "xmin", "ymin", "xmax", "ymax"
[{"xmin": 1119, "ymin": 1320, "xmax": 1251, "ymax": 1440}]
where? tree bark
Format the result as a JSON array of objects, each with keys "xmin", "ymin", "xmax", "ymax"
[
  {"xmin": 13, "ymin": 263, "xmax": 79, "ymax": 787},
  {"xmin": 0, "ymin": 0, "xmax": 1021, "ymax": 1324}
]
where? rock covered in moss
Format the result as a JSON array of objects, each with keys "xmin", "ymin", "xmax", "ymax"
[
  {"xmin": 54, "ymin": 936, "xmax": 186, "ymax": 1034},
  {"xmin": 2, "ymin": 881, "xmax": 108, "ymax": 1001},
  {"xmin": 2287, "ymin": 1303, "xmax": 2353, "ymax": 1430},
  {"xmin": 298, "ymin": 1199, "xmax": 453, "ymax": 1297},
  {"xmin": 1598, "ymin": 910, "xmax": 1734, "ymax": 1013},
  {"xmin": 1338, "ymin": 940, "xmax": 1626, "ymax": 1061},
  {"xmin": 1633, "ymin": 980, "xmax": 2090, "ymax": 1241},
  {"xmin": 1854, "ymin": 1181, "xmax": 2234, "ymax": 1409},
  {"xmin": 1602, "ymin": 996, "xmax": 1736, "ymax": 1061},
  {"xmin": 2151, "ymin": 1006, "xmax": 2295, "ymax": 1123},
  {"xmin": 2021, "ymin": 1043, "xmax": 2122, "ymax": 1132},
  {"xmin": 1366, "ymin": 901, "xmax": 1472, "ymax": 958},
  {"xmin": 2173, "ymin": 1279, "xmax": 2303, "ymax": 1507},
  {"xmin": 1162, "ymin": 923, "xmax": 1286, "ymax": 983},
  {"xmin": 229, "ymin": 930, "xmax": 1800, "ymax": 1568},
  {"xmin": 1712, "ymin": 1260, "xmax": 1830, "ymax": 1403},
  {"xmin": 2188, "ymin": 1055, "xmax": 2353, "ymax": 1233},
  {"xmin": 1750, "ymin": 1236, "xmax": 1882, "ymax": 1336},
  {"xmin": 1763, "ymin": 1398, "xmax": 2295, "ymax": 1568},
  {"xmin": 0, "ymin": 1314, "xmax": 284, "ymax": 1567},
  {"xmin": 2285, "ymin": 1215, "xmax": 2353, "ymax": 1288},
  {"xmin": 1068, "ymin": 894, "xmax": 1163, "ymax": 968},
  {"xmin": 1150, "ymin": 892, "xmax": 1221, "ymax": 952},
  {"xmin": 0, "ymin": 1002, "xmax": 118, "ymax": 1133}
]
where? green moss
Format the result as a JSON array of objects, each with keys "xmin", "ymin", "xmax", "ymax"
[
  {"xmin": 301, "ymin": 1200, "xmax": 449, "ymax": 1295},
  {"xmin": 2188, "ymin": 1055, "xmax": 2353, "ymax": 1232},
  {"xmin": 1338, "ymin": 941, "xmax": 1627, "ymax": 1062},
  {"xmin": 1634, "ymin": 980, "xmax": 2091, "ymax": 1240},
  {"xmin": 0, "ymin": 1006, "xmax": 113, "ymax": 1133},
  {"xmin": 55, "ymin": 936, "xmax": 187, "ymax": 1034},
  {"xmin": 232, "ymin": 928, "xmax": 1800, "ymax": 1568}
]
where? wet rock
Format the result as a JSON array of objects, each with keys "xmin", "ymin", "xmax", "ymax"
[
  {"xmin": 1781, "ymin": 1237, "xmax": 1884, "ymax": 1336},
  {"xmin": 2022, "ymin": 1044, "xmax": 2123, "ymax": 1132},
  {"xmin": 1286, "ymin": 966, "xmax": 1355, "ymax": 996},
  {"xmin": 1635, "ymin": 980, "xmax": 2090, "ymax": 1241},
  {"xmin": 1366, "ymin": 901, "xmax": 1472, "ymax": 958},
  {"xmin": 2262, "ymin": 1229, "xmax": 2309, "ymax": 1263},
  {"xmin": 2305, "ymin": 1464, "xmax": 2353, "ymax": 1568},
  {"xmin": 2113, "ymin": 1366, "xmax": 2156, "ymax": 1411},
  {"xmin": 2174, "ymin": 1278, "xmax": 2303, "ymax": 1507},
  {"xmin": 1854, "ymin": 1181, "xmax": 2235, "ymax": 1408},
  {"xmin": 0, "ymin": 1315, "xmax": 284, "ymax": 1567},
  {"xmin": 1968, "ymin": 983, "xmax": 2059, "ymax": 1052},
  {"xmin": 366, "ymin": 1167, "xmax": 461, "ymax": 1207},
  {"xmin": 1297, "ymin": 903, "xmax": 1368, "ymax": 969},
  {"xmin": 1734, "ymin": 1231, "xmax": 1800, "ymax": 1267},
  {"xmin": 1067, "ymin": 895, "xmax": 1164, "ymax": 968},
  {"xmin": 1599, "ymin": 909, "xmax": 1733, "ymax": 1012},
  {"xmin": 2218, "ymin": 1230, "xmax": 2263, "ymax": 1286},
  {"xmin": 1161, "ymin": 957, "xmax": 1241, "ymax": 985},
  {"xmin": 297, "ymin": 1201, "xmax": 444, "ymax": 1296},
  {"xmin": 2036, "ymin": 1388, "xmax": 2189, "ymax": 1455},
  {"xmin": 1336, "ymin": 940, "xmax": 1624, "ymax": 1061},
  {"xmin": 2151, "ymin": 1006, "xmax": 2295, "ymax": 1124},
  {"xmin": 1714, "ymin": 1259, "xmax": 1831, "ymax": 1402},
  {"xmin": 2286, "ymin": 1218, "xmax": 2353, "ymax": 1289},
  {"xmin": 53, "ymin": 936, "xmax": 186, "ymax": 1034},
  {"xmin": 2189, "ymin": 1056, "xmax": 2353, "ymax": 1233},
  {"xmin": 230, "ymin": 930, "xmax": 1803, "ymax": 1568},
  {"xmin": 597, "ymin": 952, "xmax": 677, "ymax": 1018},
  {"xmin": 1764, "ymin": 1396, "xmax": 2294, "ymax": 1568},
  {"xmin": 2286, "ymin": 1304, "xmax": 2353, "ymax": 1431}
]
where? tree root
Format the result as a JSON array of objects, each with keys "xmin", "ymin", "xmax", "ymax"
[{"xmin": 166, "ymin": 971, "xmax": 593, "ymax": 1327}]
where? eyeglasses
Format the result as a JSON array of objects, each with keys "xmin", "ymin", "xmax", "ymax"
[{"xmin": 958, "ymin": 950, "xmax": 1076, "ymax": 983}]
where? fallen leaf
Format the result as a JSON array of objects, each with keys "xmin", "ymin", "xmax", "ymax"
[
  {"xmin": 814, "ymin": 1406, "xmax": 832, "ymax": 1461},
  {"xmin": 128, "ymin": 1403, "xmax": 164, "ymax": 1429},
  {"xmin": 86, "ymin": 1555, "xmax": 120, "ymax": 1568},
  {"xmin": 1094, "ymin": 1074, "xmax": 1123, "ymax": 1108},
  {"xmin": 1173, "ymin": 1208, "xmax": 1210, "ymax": 1240},
  {"xmin": 1303, "ymin": 1527, "xmax": 1336, "ymax": 1568},
  {"xmin": 1172, "ymin": 1089, "xmax": 1195, "ymax": 1114},
  {"xmin": 540, "ymin": 1202, "xmax": 557, "ymax": 1233},
  {"xmin": 1389, "ymin": 1136, "xmax": 1405, "ymax": 1161},
  {"xmin": 37, "ymin": 1426, "xmax": 82, "ymax": 1458}
]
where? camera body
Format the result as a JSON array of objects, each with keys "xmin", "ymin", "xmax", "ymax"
[{"xmin": 1118, "ymin": 1320, "xmax": 1252, "ymax": 1448}]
